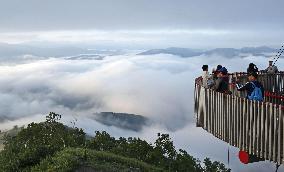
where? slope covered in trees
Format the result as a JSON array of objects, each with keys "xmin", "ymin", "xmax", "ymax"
[{"xmin": 0, "ymin": 112, "xmax": 230, "ymax": 172}]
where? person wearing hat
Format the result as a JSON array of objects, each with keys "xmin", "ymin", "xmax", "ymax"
[
  {"xmin": 216, "ymin": 65, "xmax": 222, "ymax": 71},
  {"xmin": 214, "ymin": 67, "xmax": 230, "ymax": 93},
  {"xmin": 236, "ymin": 72, "xmax": 264, "ymax": 101},
  {"xmin": 265, "ymin": 60, "xmax": 279, "ymax": 91},
  {"xmin": 265, "ymin": 60, "xmax": 278, "ymax": 74},
  {"xmin": 212, "ymin": 65, "xmax": 222, "ymax": 81},
  {"xmin": 247, "ymin": 63, "xmax": 258, "ymax": 74}
]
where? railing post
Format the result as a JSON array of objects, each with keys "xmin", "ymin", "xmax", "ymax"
[{"xmin": 269, "ymin": 103, "xmax": 274, "ymax": 161}]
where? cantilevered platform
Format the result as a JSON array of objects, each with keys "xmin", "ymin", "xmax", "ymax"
[{"xmin": 194, "ymin": 73, "xmax": 284, "ymax": 164}]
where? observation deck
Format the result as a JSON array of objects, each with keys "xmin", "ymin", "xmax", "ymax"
[{"xmin": 194, "ymin": 72, "xmax": 284, "ymax": 164}]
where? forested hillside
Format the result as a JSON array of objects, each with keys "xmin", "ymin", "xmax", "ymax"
[{"xmin": 0, "ymin": 112, "xmax": 230, "ymax": 172}]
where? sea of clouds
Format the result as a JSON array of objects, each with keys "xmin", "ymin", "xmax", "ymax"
[{"xmin": 0, "ymin": 50, "xmax": 283, "ymax": 172}]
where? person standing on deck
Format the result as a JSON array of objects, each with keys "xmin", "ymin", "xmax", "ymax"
[
  {"xmin": 212, "ymin": 65, "xmax": 222, "ymax": 81},
  {"xmin": 236, "ymin": 72, "xmax": 264, "ymax": 101},
  {"xmin": 202, "ymin": 65, "xmax": 214, "ymax": 88},
  {"xmin": 247, "ymin": 63, "xmax": 258, "ymax": 74},
  {"xmin": 265, "ymin": 61, "xmax": 278, "ymax": 74},
  {"xmin": 202, "ymin": 65, "xmax": 210, "ymax": 88},
  {"xmin": 214, "ymin": 67, "xmax": 230, "ymax": 94},
  {"xmin": 265, "ymin": 60, "xmax": 279, "ymax": 92}
]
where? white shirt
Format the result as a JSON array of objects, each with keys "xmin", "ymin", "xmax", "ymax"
[
  {"xmin": 202, "ymin": 71, "xmax": 210, "ymax": 88},
  {"xmin": 266, "ymin": 65, "xmax": 278, "ymax": 74}
]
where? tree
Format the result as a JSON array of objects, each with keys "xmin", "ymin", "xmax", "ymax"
[
  {"xmin": 204, "ymin": 158, "xmax": 230, "ymax": 172},
  {"xmin": 90, "ymin": 131, "xmax": 116, "ymax": 151},
  {"xmin": 173, "ymin": 149, "xmax": 203, "ymax": 172},
  {"xmin": 0, "ymin": 112, "xmax": 86, "ymax": 171},
  {"xmin": 0, "ymin": 112, "xmax": 230, "ymax": 172}
]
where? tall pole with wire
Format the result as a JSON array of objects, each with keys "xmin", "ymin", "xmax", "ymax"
[{"xmin": 272, "ymin": 45, "xmax": 284, "ymax": 66}]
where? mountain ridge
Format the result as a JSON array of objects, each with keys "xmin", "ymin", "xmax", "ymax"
[
  {"xmin": 92, "ymin": 112, "xmax": 149, "ymax": 132},
  {"xmin": 138, "ymin": 46, "xmax": 277, "ymax": 58}
]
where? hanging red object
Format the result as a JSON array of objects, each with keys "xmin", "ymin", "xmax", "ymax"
[{"xmin": 239, "ymin": 151, "xmax": 249, "ymax": 164}]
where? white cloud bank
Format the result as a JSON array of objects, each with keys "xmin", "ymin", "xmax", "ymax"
[{"xmin": 0, "ymin": 29, "xmax": 282, "ymax": 49}]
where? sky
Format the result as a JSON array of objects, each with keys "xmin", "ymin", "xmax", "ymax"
[
  {"xmin": 0, "ymin": 0, "xmax": 283, "ymax": 31},
  {"xmin": 0, "ymin": 0, "xmax": 283, "ymax": 48}
]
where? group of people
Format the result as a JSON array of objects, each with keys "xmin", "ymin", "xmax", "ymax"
[
  {"xmin": 247, "ymin": 61, "xmax": 278, "ymax": 74},
  {"xmin": 201, "ymin": 61, "xmax": 279, "ymax": 102},
  {"xmin": 202, "ymin": 64, "xmax": 230, "ymax": 94}
]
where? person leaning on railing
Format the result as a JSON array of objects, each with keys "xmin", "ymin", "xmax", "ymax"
[
  {"xmin": 262, "ymin": 60, "xmax": 279, "ymax": 92},
  {"xmin": 236, "ymin": 72, "xmax": 264, "ymax": 101},
  {"xmin": 265, "ymin": 60, "xmax": 278, "ymax": 74},
  {"xmin": 202, "ymin": 65, "xmax": 210, "ymax": 88},
  {"xmin": 247, "ymin": 63, "xmax": 258, "ymax": 74},
  {"xmin": 213, "ymin": 67, "xmax": 231, "ymax": 94}
]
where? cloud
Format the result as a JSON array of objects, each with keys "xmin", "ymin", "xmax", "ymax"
[
  {"xmin": 0, "ymin": 54, "xmax": 195, "ymax": 130},
  {"xmin": 0, "ymin": 50, "xmax": 282, "ymax": 128},
  {"xmin": 0, "ymin": 30, "xmax": 283, "ymax": 49}
]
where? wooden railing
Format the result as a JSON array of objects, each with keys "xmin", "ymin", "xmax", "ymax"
[
  {"xmin": 194, "ymin": 73, "xmax": 284, "ymax": 164},
  {"xmin": 229, "ymin": 73, "xmax": 284, "ymax": 105}
]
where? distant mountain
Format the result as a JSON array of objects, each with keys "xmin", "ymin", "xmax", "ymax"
[
  {"xmin": 138, "ymin": 47, "xmax": 203, "ymax": 57},
  {"xmin": 138, "ymin": 46, "xmax": 277, "ymax": 58},
  {"xmin": 205, "ymin": 48, "xmax": 240, "ymax": 57},
  {"xmin": 65, "ymin": 54, "xmax": 105, "ymax": 60},
  {"xmin": 92, "ymin": 112, "xmax": 149, "ymax": 132},
  {"xmin": 0, "ymin": 43, "xmax": 124, "ymax": 63}
]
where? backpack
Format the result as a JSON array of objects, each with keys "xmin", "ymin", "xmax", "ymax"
[{"xmin": 248, "ymin": 82, "xmax": 263, "ymax": 101}]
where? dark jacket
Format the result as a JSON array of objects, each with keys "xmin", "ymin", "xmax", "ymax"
[
  {"xmin": 236, "ymin": 81, "xmax": 264, "ymax": 99},
  {"xmin": 214, "ymin": 77, "xmax": 229, "ymax": 93}
]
